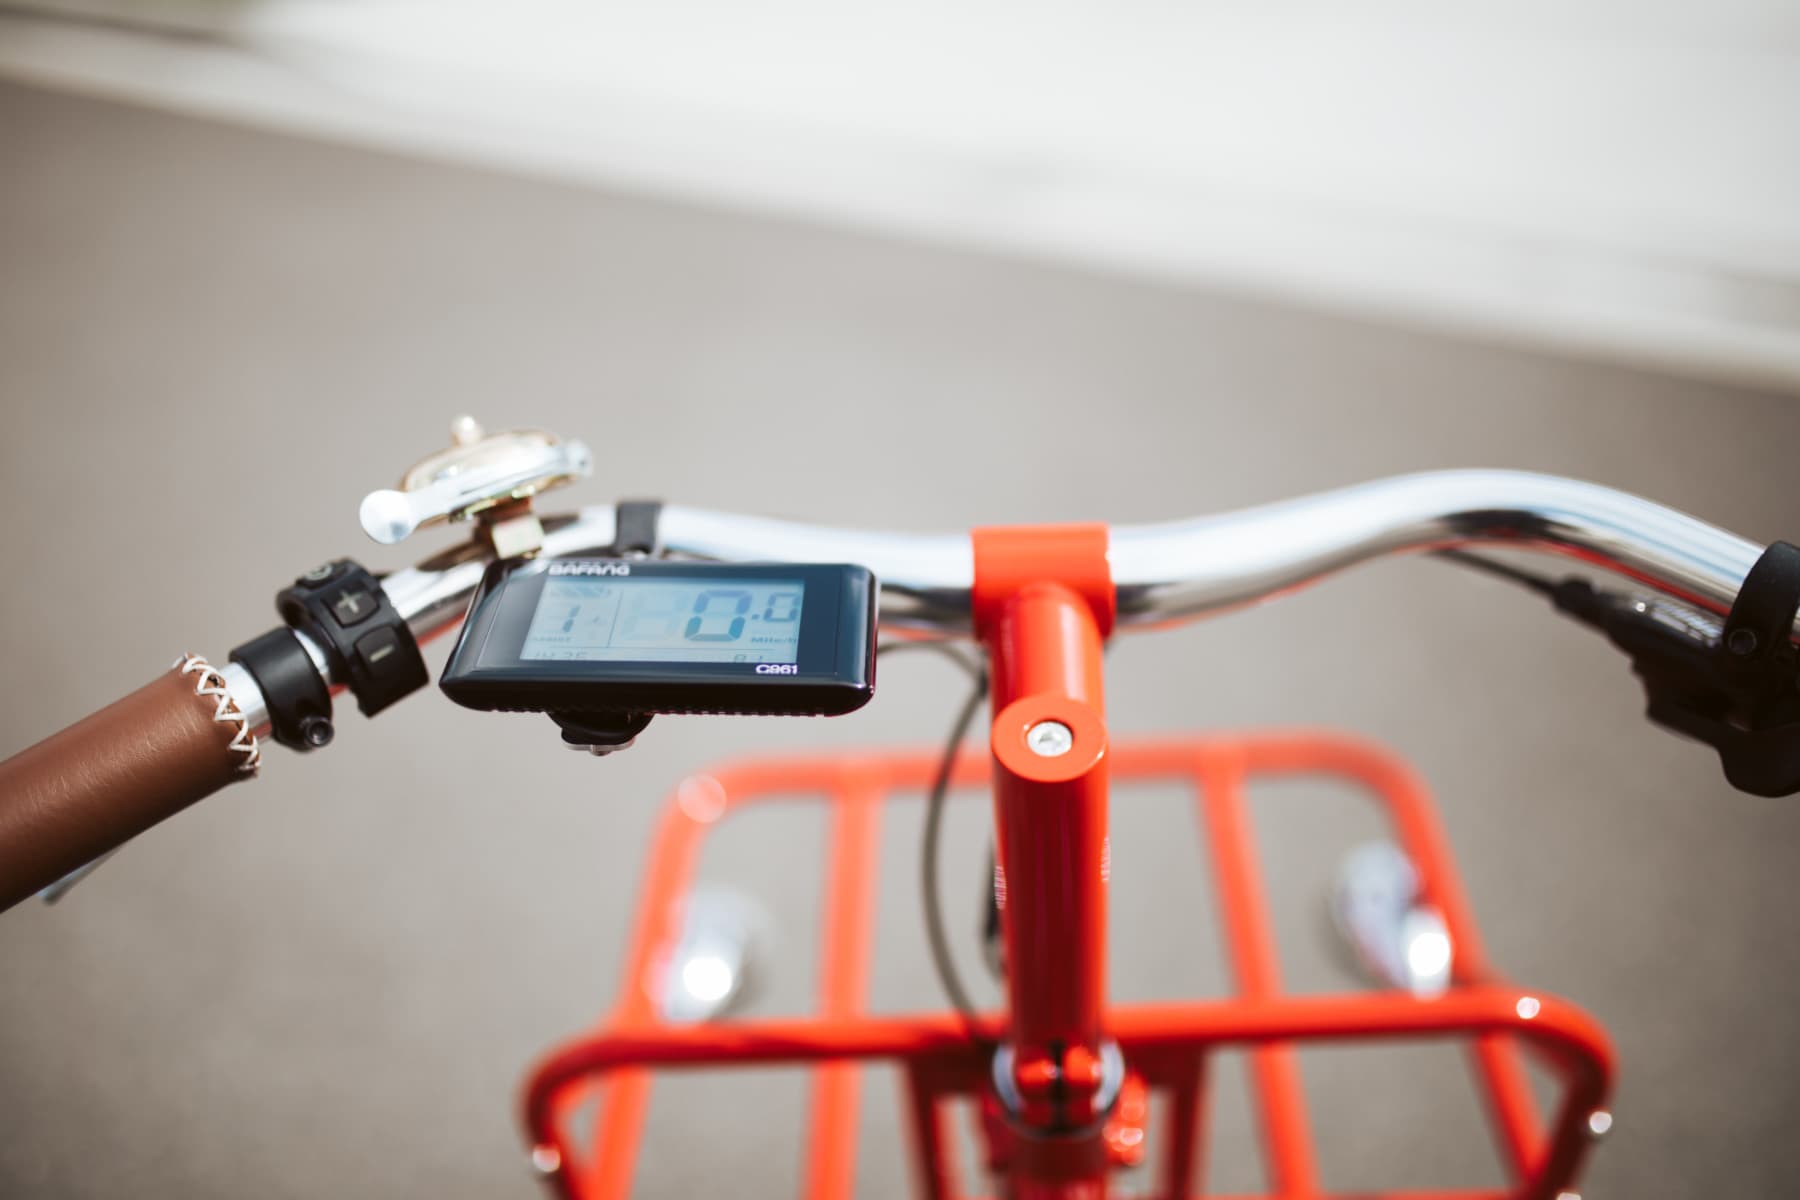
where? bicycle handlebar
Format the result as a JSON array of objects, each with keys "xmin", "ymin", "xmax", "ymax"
[
  {"xmin": 1, "ymin": 467, "xmax": 1785, "ymax": 911},
  {"xmin": 375, "ymin": 469, "xmax": 1777, "ymax": 648}
]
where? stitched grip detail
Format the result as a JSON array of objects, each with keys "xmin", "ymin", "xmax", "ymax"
[{"xmin": 176, "ymin": 654, "xmax": 261, "ymax": 775}]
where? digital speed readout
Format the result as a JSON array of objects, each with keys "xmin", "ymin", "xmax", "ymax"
[
  {"xmin": 440, "ymin": 558, "xmax": 873, "ymax": 719},
  {"xmin": 519, "ymin": 578, "xmax": 805, "ymax": 664}
]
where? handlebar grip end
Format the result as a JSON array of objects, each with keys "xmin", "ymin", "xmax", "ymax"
[{"xmin": 0, "ymin": 659, "xmax": 260, "ymax": 913}]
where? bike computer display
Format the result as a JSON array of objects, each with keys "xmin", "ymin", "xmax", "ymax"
[{"xmin": 440, "ymin": 558, "xmax": 877, "ymax": 717}]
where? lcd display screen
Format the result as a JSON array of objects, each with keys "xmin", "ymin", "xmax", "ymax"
[{"xmin": 518, "ymin": 578, "xmax": 806, "ymax": 664}]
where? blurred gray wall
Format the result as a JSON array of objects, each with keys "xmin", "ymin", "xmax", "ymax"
[{"xmin": 2, "ymin": 81, "xmax": 1798, "ymax": 1197}]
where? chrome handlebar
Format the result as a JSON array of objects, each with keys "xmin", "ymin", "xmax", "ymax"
[
  {"xmin": 378, "ymin": 469, "xmax": 1779, "ymax": 644},
  {"xmin": 43, "ymin": 471, "xmax": 1789, "ymax": 904}
]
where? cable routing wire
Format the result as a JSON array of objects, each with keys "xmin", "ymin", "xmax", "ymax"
[
  {"xmin": 877, "ymin": 640, "xmax": 989, "ymax": 1026},
  {"xmin": 1432, "ymin": 547, "xmax": 1561, "ymax": 598}
]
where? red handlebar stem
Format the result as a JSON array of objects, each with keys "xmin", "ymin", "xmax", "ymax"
[{"xmin": 973, "ymin": 524, "xmax": 1117, "ymax": 1186}]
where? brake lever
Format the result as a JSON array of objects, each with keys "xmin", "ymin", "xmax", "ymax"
[{"xmin": 1552, "ymin": 541, "xmax": 1800, "ymax": 797}]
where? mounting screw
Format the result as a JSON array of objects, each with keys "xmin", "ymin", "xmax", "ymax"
[
  {"xmin": 1728, "ymin": 628, "xmax": 1758, "ymax": 656},
  {"xmin": 298, "ymin": 715, "xmax": 334, "ymax": 749},
  {"xmin": 1026, "ymin": 720, "xmax": 1074, "ymax": 758}
]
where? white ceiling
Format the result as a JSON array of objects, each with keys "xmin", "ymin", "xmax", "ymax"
[{"xmin": 4, "ymin": 1, "xmax": 1798, "ymax": 388}]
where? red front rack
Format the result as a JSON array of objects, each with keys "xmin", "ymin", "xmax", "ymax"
[{"xmin": 521, "ymin": 732, "xmax": 1614, "ymax": 1200}]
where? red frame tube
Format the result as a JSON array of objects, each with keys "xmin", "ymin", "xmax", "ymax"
[
  {"xmin": 521, "ymin": 735, "xmax": 1615, "ymax": 1200},
  {"xmin": 802, "ymin": 771, "xmax": 884, "ymax": 1200},
  {"xmin": 1195, "ymin": 751, "xmax": 1321, "ymax": 1194}
]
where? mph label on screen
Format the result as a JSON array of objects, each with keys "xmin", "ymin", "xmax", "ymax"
[{"xmin": 520, "ymin": 578, "xmax": 805, "ymax": 664}]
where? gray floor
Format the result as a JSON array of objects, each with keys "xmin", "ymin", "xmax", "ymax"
[{"xmin": 2, "ymin": 80, "xmax": 1798, "ymax": 1198}]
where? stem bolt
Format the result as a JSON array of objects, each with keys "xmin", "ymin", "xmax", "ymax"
[{"xmin": 1026, "ymin": 720, "xmax": 1074, "ymax": 758}]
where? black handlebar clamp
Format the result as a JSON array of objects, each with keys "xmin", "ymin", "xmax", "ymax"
[
  {"xmin": 277, "ymin": 559, "xmax": 430, "ymax": 719},
  {"xmin": 542, "ymin": 500, "xmax": 664, "ymax": 755},
  {"xmin": 228, "ymin": 558, "xmax": 430, "ymax": 752},
  {"xmin": 1556, "ymin": 541, "xmax": 1800, "ymax": 797},
  {"xmin": 229, "ymin": 628, "xmax": 335, "ymax": 751},
  {"xmin": 609, "ymin": 499, "xmax": 663, "ymax": 557}
]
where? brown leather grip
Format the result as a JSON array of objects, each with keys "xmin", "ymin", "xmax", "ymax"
[{"xmin": 0, "ymin": 664, "xmax": 255, "ymax": 912}]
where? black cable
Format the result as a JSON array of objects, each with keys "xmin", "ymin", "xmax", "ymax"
[
  {"xmin": 1433, "ymin": 546, "xmax": 1630, "ymax": 634},
  {"xmin": 876, "ymin": 637, "xmax": 984, "ymax": 682},
  {"xmin": 1432, "ymin": 547, "xmax": 1561, "ymax": 598},
  {"xmin": 878, "ymin": 639, "xmax": 993, "ymax": 1019},
  {"xmin": 916, "ymin": 659, "xmax": 989, "ymax": 1027}
]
